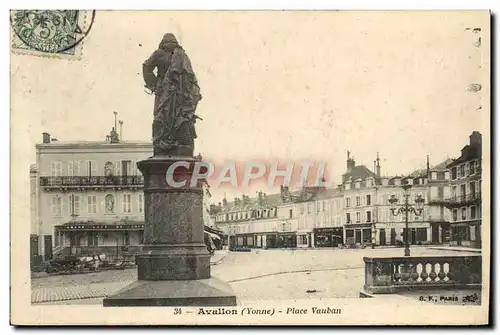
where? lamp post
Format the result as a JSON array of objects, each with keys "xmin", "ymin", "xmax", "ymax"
[{"xmin": 388, "ymin": 184, "xmax": 425, "ymax": 257}]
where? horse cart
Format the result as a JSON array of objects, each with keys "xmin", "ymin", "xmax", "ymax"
[{"xmin": 44, "ymin": 254, "xmax": 131, "ymax": 275}]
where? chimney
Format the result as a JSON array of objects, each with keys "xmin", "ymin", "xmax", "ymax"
[
  {"xmin": 258, "ymin": 191, "xmax": 263, "ymax": 206},
  {"xmin": 222, "ymin": 197, "xmax": 228, "ymax": 207},
  {"xmin": 119, "ymin": 120, "xmax": 124, "ymax": 140},
  {"xmin": 469, "ymin": 131, "xmax": 482, "ymax": 148},
  {"xmin": 42, "ymin": 132, "xmax": 51, "ymax": 144},
  {"xmin": 234, "ymin": 197, "xmax": 240, "ymax": 206},
  {"xmin": 376, "ymin": 152, "xmax": 381, "ymax": 177},
  {"xmin": 346, "ymin": 151, "xmax": 355, "ymax": 171},
  {"xmin": 218, "ymin": 202, "xmax": 222, "ymax": 208}
]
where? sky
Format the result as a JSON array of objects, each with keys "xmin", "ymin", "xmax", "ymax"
[{"xmin": 11, "ymin": 11, "xmax": 488, "ymax": 204}]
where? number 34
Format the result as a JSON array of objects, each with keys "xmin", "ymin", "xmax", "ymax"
[{"xmin": 174, "ymin": 308, "xmax": 182, "ymax": 315}]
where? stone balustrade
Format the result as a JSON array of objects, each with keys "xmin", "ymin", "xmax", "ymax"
[{"xmin": 363, "ymin": 255, "xmax": 481, "ymax": 294}]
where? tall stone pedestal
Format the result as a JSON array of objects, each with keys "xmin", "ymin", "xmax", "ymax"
[{"xmin": 103, "ymin": 156, "xmax": 236, "ymax": 307}]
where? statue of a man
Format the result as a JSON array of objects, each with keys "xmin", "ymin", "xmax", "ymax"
[{"xmin": 143, "ymin": 33, "xmax": 202, "ymax": 156}]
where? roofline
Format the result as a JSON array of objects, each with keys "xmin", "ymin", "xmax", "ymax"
[{"xmin": 36, "ymin": 141, "xmax": 153, "ymax": 150}]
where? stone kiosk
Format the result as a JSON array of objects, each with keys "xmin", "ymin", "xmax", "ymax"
[{"xmin": 103, "ymin": 33, "xmax": 236, "ymax": 306}]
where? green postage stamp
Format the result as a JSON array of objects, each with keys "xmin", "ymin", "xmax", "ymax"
[{"xmin": 10, "ymin": 10, "xmax": 95, "ymax": 60}]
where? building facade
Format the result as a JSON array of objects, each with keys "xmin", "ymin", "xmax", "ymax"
[
  {"xmin": 31, "ymin": 129, "xmax": 152, "ymax": 260},
  {"xmin": 445, "ymin": 131, "xmax": 482, "ymax": 248}
]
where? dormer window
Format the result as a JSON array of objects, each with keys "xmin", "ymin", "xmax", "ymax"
[
  {"xmin": 355, "ymin": 181, "xmax": 361, "ymax": 189},
  {"xmin": 366, "ymin": 179, "xmax": 372, "ymax": 187},
  {"xmin": 394, "ymin": 178, "xmax": 401, "ymax": 186},
  {"xmin": 345, "ymin": 183, "xmax": 351, "ymax": 190}
]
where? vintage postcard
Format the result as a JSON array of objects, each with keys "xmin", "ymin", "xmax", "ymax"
[{"xmin": 10, "ymin": 10, "xmax": 490, "ymax": 325}]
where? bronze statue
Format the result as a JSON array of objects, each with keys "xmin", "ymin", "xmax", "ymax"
[{"xmin": 143, "ymin": 33, "xmax": 202, "ymax": 156}]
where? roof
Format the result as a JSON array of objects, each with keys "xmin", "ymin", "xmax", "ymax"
[
  {"xmin": 342, "ymin": 165, "xmax": 378, "ymax": 183},
  {"xmin": 36, "ymin": 141, "xmax": 153, "ymax": 150},
  {"xmin": 221, "ymin": 192, "xmax": 284, "ymax": 212},
  {"xmin": 431, "ymin": 158, "xmax": 454, "ymax": 170},
  {"xmin": 447, "ymin": 145, "xmax": 481, "ymax": 168}
]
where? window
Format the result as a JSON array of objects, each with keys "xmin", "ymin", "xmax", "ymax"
[
  {"xmin": 416, "ymin": 228, "xmax": 427, "ymax": 242},
  {"xmin": 445, "ymin": 171, "xmax": 450, "ymax": 180},
  {"xmin": 366, "ymin": 211, "xmax": 372, "ymax": 223},
  {"xmin": 431, "ymin": 172, "xmax": 437, "ymax": 180},
  {"xmin": 356, "ymin": 212, "xmax": 361, "ymax": 223},
  {"xmin": 460, "ymin": 165, "xmax": 465, "ymax": 178},
  {"xmin": 316, "ymin": 203, "xmax": 320, "ymax": 213},
  {"xmin": 51, "ymin": 162, "xmax": 62, "ymax": 177},
  {"xmin": 345, "ymin": 183, "xmax": 351, "ymax": 190},
  {"xmin": 300, "ymin": 205, "xmax": 304, "ymax": 214},
  {"xmin": 451, "ymin": 167, "xmax": 457, "ymax": 180},
  {"xmin": 299, "ymin": 235, "xmax": 307, "ymax": 245},
  {"xmin": 355, "ymin": 181, "xmax": 360, "ymax": 189},
  {"xmin": 307, "ymin": 203, "xmax": 312, "ymax": 213},
  {"xmin": 366, "ymin": 179, "xmax": 372, "ymax": 187},
  {"xmin": 89, "ymin": 161, "xmax": 97, "ymax": 176},
  {"xmin": 346, "ymin": 213, "xmax": 351, "ymax": 224},
  {"xmin": 476, "ymin": 160, "xmax": 481, "ymax": 174},
  {"xmin": 68, "ymin": 161, "xmax": 81, "ymax": 176},
  {"xmin": 345, "ymin": 197, "xmax": 351, "ymax": 208},
  {"xmin": 461, "ymin": 207, "xmax": 467, "ymax": 220},
  {"xmin": 122, "ymin": 194, "xmax": 132, "ymax": 213},
  {"xmin": 469, "ymin": 181, "xmax": 476, "ymax": 196},
  {"xmin": 471, "ymin": 206, "xmax": 477, "ymax": 219},
  {"xmin": 452, "ymin": 209, "xmax": 458, "ymax": 222},
  {"xmin": 469, "ymin": 161, "xmax": 475, "ymax": 175},
  {"xmin": 88, "ymin": 232, "xmax": 98, "ymax": 246},
  {"xmin": 114, "ymin": 161, "xmax": 122, "ymax": 176},
  {"xmin": 355, "ymin": 196, "xmax": 361, "ymax": 207},
  {"xmin": 465, "ymin": 163, "xmax": 469, "ymax": 176},
  {"xmin": 87, "ymin": 195, "xmax": 97, "ymax": 213},
  {"xmin": 138, "ymin": 193, "xmax": 143, "ymax": 213},
  {"xmin": 289, "ymin": 209, "xmax": 293, "ymax": 219},
  {"xmin": 451, "ymin": 186, "xmax": 457, "ymax": 198},
  {"xmin": 366, "ymin": 195, "xmax": 371, "ymax": 206},
  {"xmin": 124, "ymin": 232, "xmax": 131, "ymax": 246},
  {"xmin": 52, "ymin": 196, "xmax": 62, "ymax": 216},
  {"xmin": 322, "ymin": 201, "xmax": 326, "ymax": 212},
  {"xmin": 68, "ymin": 195, "xmax": 80, "ymax": 215}
]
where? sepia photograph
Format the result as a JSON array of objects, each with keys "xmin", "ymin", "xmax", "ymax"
[{"xmin": 9, "ymin": 9, "xmax": 490, "ymax": 325}]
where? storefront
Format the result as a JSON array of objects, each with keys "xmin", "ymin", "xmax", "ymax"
[
  {"xmin": 344, "ymin": 223, "xmax": 373, "ymax": 246},
  {"xmin": 265, "ymin": 232, "xmax": 297, "ymax": 248},
  {"xmin": 374, "ymin": 222, "xmax": 432, "ymax": 246},
  {"xmin": 296, "ymin": 230, "xmax": 313, "ymax": 248},
  {"xmin": 450, "ymin": 220, "xmax": 481, "ymax": 248},
  {"xmin": 313, "ymin": 228, "xmax": 343, "ymax": 247}
]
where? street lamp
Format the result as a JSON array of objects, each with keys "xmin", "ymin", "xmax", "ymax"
[{"xmin": 388, "ymin": 184, "xmax": 425, "ymax": 257}]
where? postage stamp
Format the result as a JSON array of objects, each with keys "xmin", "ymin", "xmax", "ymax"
[
  {"xmin": 10, "ymin": 10, "xmax": 95, "ymax": 60},
  {"xmin": 9, "ymin": 10, "xmax": 490, "ymax": 326}
]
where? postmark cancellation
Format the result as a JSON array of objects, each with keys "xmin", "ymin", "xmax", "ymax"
[{"xmin": 10, "ymin": 10, "xmax": 95, "ymax": 60}]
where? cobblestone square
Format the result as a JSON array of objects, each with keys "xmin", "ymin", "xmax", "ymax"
[{"xmin": 31, "ymin": 247, "xmax": 478, "ymax": 304}]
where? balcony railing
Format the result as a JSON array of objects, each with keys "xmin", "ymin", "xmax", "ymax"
[
  {"xmin": 363, "ymin": 255, "xmax": 481, "ymax": 294},
  {"xmin": 444, "ymin": 193, "xmax": 481, "ymax": 207},
  {"xmin": 40, "ymin": 175, "xmax": 144, "ymax": 188}
]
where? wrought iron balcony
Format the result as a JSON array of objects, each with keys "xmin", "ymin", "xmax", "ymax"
[
  {"xmin": 40, "ymin": 175, "xmax": 144, "ymax": 188},
  {"xmin": 444, "ymin": 192, "xmax": 481, "ymax": 207}
]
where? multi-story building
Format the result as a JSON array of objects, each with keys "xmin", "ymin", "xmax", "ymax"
[
  {"xmin": 30, "ymin": 117, "xmax": 221, "ymax": 262},
  {"xmin": 426, "ymin": 157, "xmax": 453, "ymax": 244},
  {"xmin": 445, "ymin": 131, "xmax": 482, "ymax": 248},
  {"xmin": 341, "ymin": 152, "xmax": 433, "ymax": 246},
  {"xmin": 211, "ymin": 185, "xmax": 344, "ymax": 248},
  {"xmin": 31, "ymin": 126, "xmax": 152, "ymax": 261}
]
